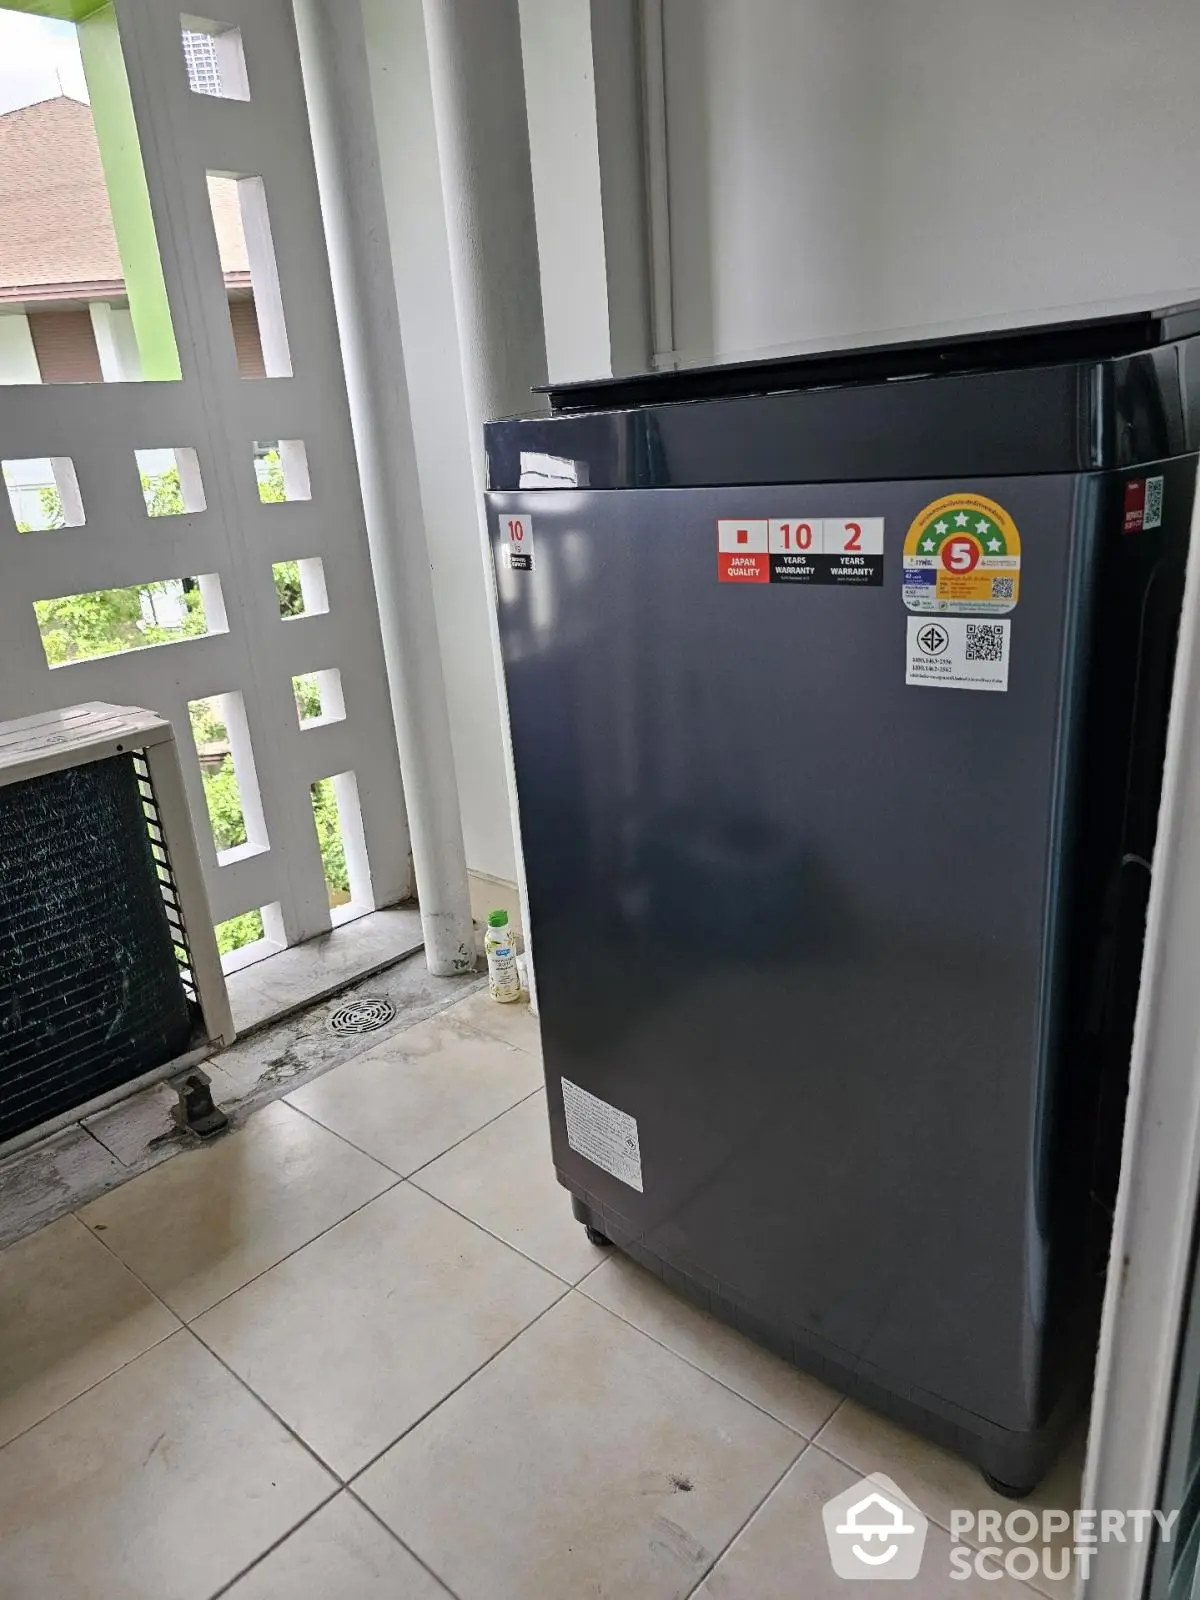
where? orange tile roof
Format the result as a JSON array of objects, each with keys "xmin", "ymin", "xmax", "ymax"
[{"xmin": 0, "ymin": 94, "xmax": 248, "ymax": 301}]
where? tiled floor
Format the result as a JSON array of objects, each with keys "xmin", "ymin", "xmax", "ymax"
[{"xmin": 0, "ymin": 990, "xmax": 1085, "ymax": 1599}]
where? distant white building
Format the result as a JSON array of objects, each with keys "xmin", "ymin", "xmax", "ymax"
[{"xmin": 181, "ymin": 30, "xmax": 222, "ymax": 97}]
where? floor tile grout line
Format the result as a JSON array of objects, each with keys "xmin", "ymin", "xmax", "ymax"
[
  {"xmin": 404, "ymin": 1085, "xmax": 547, "ymax": 1181},
  {"xmin": 805, "ymin": 1421, "xmax": 976, "ymax": 1541},
  {"xmin": 181, "ymin": 1186, "xmax": 575, "ymax": 1483},
  {"xmin": 79, "ymin": 1167, "xmax": 404, "ymax": 1327},
  {"xmin": 177, "ymin": 1321, "xmax": 350, "ymax": 1486},
  {"xmin": 180, "ymin": 1155, "xmax": 566, "ymax": 1331},
  {"xmin": 345, "ymin": 1486, "xmax": 466, "ymax": 1600},
  {"xmin": 246, "ymin": 1095, "xmax": 411, "ymax": 1179},
  {"xmin": 345, "ymin": 1285, "xmax": 824, "ymax": 1582},
  {"xmin": 432, "ymin": 1003, "xmax": 543, "ymax": 1060},
  {"xmin": 66, "ymin": 1127, "xmax": 838, "ymax": 1484},
  {"xmin": 683, "ymin": 1435, "xmax": 815, "ymax": 1599},
  {"xmin": 203, "ymin": 1485, "xmax": 344, "ymax": 1600},
  {"xmin": 572, "ymin": 1274, "xmax": 843, "ymax": 1441},
  {"xmin": 0, "ymin": 1310, "xmax": 347, "ymax": 1572},
  {"xmin": 807, "ymin": 1424, "xmax": 1064, "ymax": 1556},
  {"xmin": 182, "ymin": 1216, "xmax": 574, "ymax": 1492},
  {"xmin": 64, "ymin": 1108, "xmax": 568, "ymax": 1462},
  {"xmin": 795, "ymin": 1436, "xmax": 1067, "ymax": 1598},
  {"xmin": 78, "ymin": 1122, "xmax": 122, "ymax": 1161},
  {"xmin": 405, "ymin": 1175, "xmax": 591, "ymax": 1289},
  {"xmin": 282, "ymin": 1081, "xmax": 545, "ymax": 1188},
  {"xmin": 347, "ymin": 1282, "xmax": 574, "ymax": 1488},
  {"xmin": 0, "ymin": 1322, "xmax": 182, "ymax": 1459}
]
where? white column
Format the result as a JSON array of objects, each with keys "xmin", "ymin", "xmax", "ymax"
[
  {"xmin": 89, "ymin": 302, "xmax": 143, "ymax": 382},
  {"xmin": 421, "ymin": 0, "xmax": 550, "ymax": 1006},
  {"xmin": 292, "ymin": 0, "xmax": 476, "ymax": 977},
  {"xmin": 0, "ymin": 312, "xmax": 42, "ymax": 384}
]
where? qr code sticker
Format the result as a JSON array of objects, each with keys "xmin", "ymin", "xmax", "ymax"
[
  {"xmin": 965, "ymin": 623, "xmax": 1006, "ymax": 663},
  {"xmin": 991, "ymin": 577, "xmax": 1015, "ymax": 600},
  {"xmin": 1144, "ymin": 475, "xmax": 1164, "ymax": 530}
]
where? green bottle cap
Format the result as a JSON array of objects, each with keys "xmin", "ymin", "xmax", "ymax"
[{"xmin": 487, "ymin": 909, "xmax": 509, "ymax": 928}]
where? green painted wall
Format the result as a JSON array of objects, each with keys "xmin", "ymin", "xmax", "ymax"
[
  {"xmin": 3, "ymin": 1, "xmax": 107, "ymax": 23},
  {"xmin": 76, "ymin": 5, "xmax": 181, "ymax": 379}
]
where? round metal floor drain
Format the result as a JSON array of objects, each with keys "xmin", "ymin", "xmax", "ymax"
[{"xmin": 328, "ymin": 996, "xmax": 397, "ymax": 1035}]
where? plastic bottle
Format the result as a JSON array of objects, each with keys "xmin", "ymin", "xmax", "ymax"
[{"xmin": 485, "ymin": 909, "xmax": 522, "ymax": 1002}]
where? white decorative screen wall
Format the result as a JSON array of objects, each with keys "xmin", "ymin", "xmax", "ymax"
[{"xmin": 0, "ymin": 0, "xmax": 410, "ymax": 965}]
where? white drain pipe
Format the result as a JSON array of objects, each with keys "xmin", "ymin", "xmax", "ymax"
[{"xmin": 293, "ymin": 0, "xmax": 475, "ymax": 978}]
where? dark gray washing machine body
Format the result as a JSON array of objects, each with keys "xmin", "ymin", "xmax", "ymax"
[{"xmin": 484, "ymin": 313, "xmax": 1200, "ymax": 1488}]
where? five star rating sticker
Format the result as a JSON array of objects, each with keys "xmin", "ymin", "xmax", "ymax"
[{"xmin": 902, "ymin": 492, "xmax": 1022, "ymax": 617}]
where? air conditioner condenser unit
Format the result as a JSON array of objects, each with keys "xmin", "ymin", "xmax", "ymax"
[{"xmin": 0, "ymin": 702, "xmax": 235, "ymax": 1153}]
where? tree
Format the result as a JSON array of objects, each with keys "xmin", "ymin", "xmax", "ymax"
[
  {"xmin": 29, "ymin": 472, "xmax": 207, "ymax": 665},
  {"xmin": 311, "ymin": 778, "xmax": 349, "ymax": 904},
  {"xmin": 15, "ymin": 454, "xmax": 348, "ymax": 957},
  {"xmin": 215, "ymin": 908, "xmax": 265, "ymax": 950}
]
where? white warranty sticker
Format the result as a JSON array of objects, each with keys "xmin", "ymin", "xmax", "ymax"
[
  {"xmin": 906, "ymin": 616, "xmax": 1010, "ymax": 692},
  {"xmin": 561, "ymin": 1078, "xmax": 643, "ymax": 1192}
]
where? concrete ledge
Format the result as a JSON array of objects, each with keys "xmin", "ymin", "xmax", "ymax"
[{"xmin": 226, "ymin": 904, "xmax": 426, "ymax": 1036}]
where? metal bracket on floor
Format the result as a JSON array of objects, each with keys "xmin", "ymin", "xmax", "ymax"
[{"xmin": 170, "ymin": 1068, "xmax": 229, "ymax": 1138}]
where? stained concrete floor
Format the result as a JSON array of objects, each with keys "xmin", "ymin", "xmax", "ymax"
[{"xmin": 0, "ymin": 946, "xmax": 484, "ymax": 1250}]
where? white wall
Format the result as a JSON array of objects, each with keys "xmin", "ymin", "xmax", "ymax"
[
  {"xmin": 361, "ymin": 0, "xmax": 518, "ymax": 888},
  {"xmin": 519, "ymin": 0, "xmax": 613, "ymax": 382},
  {"xmin": 519, "ymin": 0, "xmax": 650, "ymax": 382},
  {"xmin": 662, "ymin": 0, "xmax": 880, "ymax": 362},
  {"xmin": 662, "ymin": 0, "xmax": 1200, "ymax": 362}
]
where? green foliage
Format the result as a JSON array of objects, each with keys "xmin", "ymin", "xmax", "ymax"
[
  {"xmin": 257, "ymin": 451, "xmax": 286, "ymax": 503},
  {"xmin": 28, "ymin": 474, "xmax": 207, "ymax": 666},
  {"xmin": 261, "ymin": 446, "xmax": 305, "ymax": 619},
  {"xmin": 293, "ymin": 674, "xmax": 322, "ymax": 723},
  {"xmin": 17, "ymin": 455, "xmax": 346, "ymax": 957},
  {"xmin": 311, "ymin": 778, "xmax": 350, "ymax": 903},
  {"xmin": 202, "ymin": 758, "xmax": 248, "ymax": 854},
  {"xmin": 36, "ymin": 485, "xmax": 65, "ymax": 530},
  {"xmin": 188, "ymin": 697, "xmax": 225, "ymax": 749},
  {"xmin": 143, "ymin": 466, "xmax": 186, "ymax": 518},
  {"xmin": 216, "ymin": 909, "xmax": 264, "ymax": 953},
  {"xmin": 273, "ymin": 560, "xmax": 304, "ymax": 618}
]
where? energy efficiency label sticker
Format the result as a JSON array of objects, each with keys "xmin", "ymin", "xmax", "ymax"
[{"xmin": 902, "ymin": 492, "xmax": 1020, "ymax": 615}]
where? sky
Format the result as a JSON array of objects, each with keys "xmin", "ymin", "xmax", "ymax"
[{"xmin": 0, "ymin": 13, "xmax": 88, "ymax": 116}]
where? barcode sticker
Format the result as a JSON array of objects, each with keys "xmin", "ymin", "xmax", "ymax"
[{"xmin": 1144, "ymin": 476, "xmax": 1164, "ymax": 531}]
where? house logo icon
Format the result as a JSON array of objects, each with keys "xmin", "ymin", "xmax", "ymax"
[{"xmin": 822, "ymin": 1473, "xmax": 929, "ymax": 1580}]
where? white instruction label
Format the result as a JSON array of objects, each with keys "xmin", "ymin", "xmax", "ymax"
[
  {"xmin": 500, "ymin": 512, "xmax": 534, "ymax": 571},
  {"xmin": 906, "ymin": 616, "xmax": 1010, "ymax": 692},
  {"xmin": 561, "ymin": 1078, "xmax": 643, "ymax": 1192}
]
